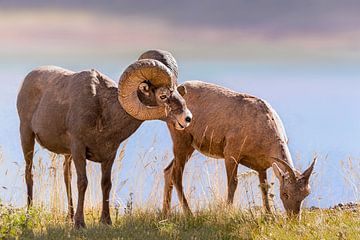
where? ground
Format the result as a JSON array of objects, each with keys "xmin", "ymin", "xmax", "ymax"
[{"xmin": 1, "ymin": 203, "xmax": 359, "ymax": 239}]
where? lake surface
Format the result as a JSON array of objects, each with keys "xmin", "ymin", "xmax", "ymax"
[{"xmin": 0, "ymin": 57, "xmax": 359, "ymax": 209}]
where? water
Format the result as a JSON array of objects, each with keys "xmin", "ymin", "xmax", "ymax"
[{"xmin": 0, "ymin": 56, "xmax": 359, "ymax": 209}]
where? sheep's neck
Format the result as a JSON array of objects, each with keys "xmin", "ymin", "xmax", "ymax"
[{"xmin": 101, "ymin": 87, "xmax": 144, "ymax": 135}]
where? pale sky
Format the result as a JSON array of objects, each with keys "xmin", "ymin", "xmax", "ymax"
[
  {"xmin": 0, "ymin": 1, "xmax": 359, "ymax": 61},
  {"xmin": 2, "ymin": 0, "xmax": 360, "ymax": 36}
]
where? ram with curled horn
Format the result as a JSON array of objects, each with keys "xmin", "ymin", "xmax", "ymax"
[
  {"xmin": 16, "ymin": 50, "xmax": 192, "ymax": 228},
  {"xmin": 162, "ymin": 80, "xmax": 316, "ymax": 218}
]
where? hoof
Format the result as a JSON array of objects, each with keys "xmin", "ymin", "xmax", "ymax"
[
  {"xmin": 74, "ymin": 220, "xmax": 86, "ymax": 229},
  {"xmin": 162, "ymin": 210, "xmax": 170, "ymax": 217},
  {"xmin": 100, "ymin": 216, "xmax": 112, "ymax": 225},
  {"xmin": 184, "ymin": 209, "xmax": 193, "ymax": 217},
  {"xmin": 162, "ymin": 206, "xmax": 171, "ymax": 217},
  {"xmin": 66, "ymin": 213, "xmax": 74, "ymax": 222}
]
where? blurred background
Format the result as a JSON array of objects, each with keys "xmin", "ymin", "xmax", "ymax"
[{"xmin": 0, "ymin": 1, "xmax": 359, "ymax": 212}]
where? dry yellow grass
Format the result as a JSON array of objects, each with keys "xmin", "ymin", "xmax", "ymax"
[{"xmin": 0, "ymin": 143, "xmax": 359, "ymax": 239}]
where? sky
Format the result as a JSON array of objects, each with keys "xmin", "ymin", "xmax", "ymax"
[
  {"xmin": 2, "ymin": 0, "xmax": 360, "ymax": 35},
  {"xmin": 0, "ymin": 0, "xmax": 359, "ymax": 62}
]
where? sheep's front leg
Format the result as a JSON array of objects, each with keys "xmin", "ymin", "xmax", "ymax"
[
  {"xmin": 100, "ymin": 159, "xmax": 114, "ymax": 225},
  {"xmin": 71, "ymin": 143, "xmax": 87, "ymax": 228},
  {"xmin": 171, "ymin": 146, "xmax": 194, "ymax": 215},
  {"xmin": 166, "ymin": 126, "xmax": 194, "ymax": 215},
  {"xmin": 224, "ymin": 157, "xmax": 239, "ymax": 205},
  {"xmin": 163, "ymin": 160, "xmax": 174, "ymax": 215},
  {"xmin": 171, "ymin": 158, "xmax": 192, "ymax": 215},
  {"xmin": 258, "ymin": 170, "xmax": 271, "ymax": 213}
]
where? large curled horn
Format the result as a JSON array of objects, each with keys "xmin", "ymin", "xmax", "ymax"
[
  {"xmin": 271, "ymin": 157, "xmax": 297, "ymax": 180},
  {"xmin": 118, "ymin": 59, "xmax": 174, "ymax": 120},
  {"xmin": 138, "ymin": 49, "xmax": 179, "ymax": 80}
]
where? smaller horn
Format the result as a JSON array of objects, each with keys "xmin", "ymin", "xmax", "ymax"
[
  {"xmin": 271, "ymin": 157, "xmax": 296, "ymax": 180},
  {"xmin": 302, "ymin": 156, "xmax": 317, "ymax": 180}
]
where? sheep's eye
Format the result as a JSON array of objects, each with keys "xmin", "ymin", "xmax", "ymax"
[
  {"xmin": 282, "ymin": 193, "xmax": 289, "ymax": 199},
  {"xmin": 160, "ymin": 95, "xmax": 167, "ymax": 100}
]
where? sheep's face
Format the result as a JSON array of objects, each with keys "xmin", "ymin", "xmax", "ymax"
[
  {"xmin": 272, "ymin": 158, "xmax": 316, "ymax": 218},
  {"xmin": 138, "ymin": 82, "xmax": 192, "ymax": 130},
  {"xmin": 277, "ymin": 172, "xmax": 310, "ymax": 216}
]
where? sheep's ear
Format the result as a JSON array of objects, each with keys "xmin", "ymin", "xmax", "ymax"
[
  {"xmin": 139, "ymin": 82, "xmax": 150, "ymax": 96},
  {"xmin": 177, "ymin": 85, "xmax": 187, "ymax": 96},
  {"xmin": 272, "ymin": 163, "xmax": 285, "ymax": 181}
]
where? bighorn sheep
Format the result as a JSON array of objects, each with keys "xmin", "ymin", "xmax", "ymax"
[
  {"xmin": 17, "ymin": 50, "xmax": 192, "ymax": 228},
  {"xmin": 163, "ymin": 81, "xmax": 316, "ymax": 216}
]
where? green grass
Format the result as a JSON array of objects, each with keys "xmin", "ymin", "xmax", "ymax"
[{"xmin": 1, "ymin": 203, "xmax": 359, "ymax": 240}]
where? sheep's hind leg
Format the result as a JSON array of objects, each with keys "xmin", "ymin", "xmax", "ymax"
[
  {"xmin": 63, "ymin": 154, "xmax": 74, "ymax": 220},
  {"xmin": 20, "ymin": 125, "xmax": 35, "ymax": 207}
]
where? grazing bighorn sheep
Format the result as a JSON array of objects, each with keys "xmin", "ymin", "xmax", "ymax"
[
  {"xmin": 17, "ymin": 50, "xmax": 192, "ymax": 228},
  {"xmin": 163, "ymin": 81, "xmax": 316, "ymax": 216}
]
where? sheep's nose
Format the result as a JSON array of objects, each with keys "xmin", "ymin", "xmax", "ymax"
[{"xmin": 185, "ymin": 116, "xmax": 192, "ymax": 123}]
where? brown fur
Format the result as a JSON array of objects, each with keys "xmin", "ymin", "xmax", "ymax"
[
  {"xmin": 163, "ymin": 81, "xmax": 316, "ymax": 216},
  {"xmin": 17, "ymin": 54, "xmax": 192, "ymax": 228}
]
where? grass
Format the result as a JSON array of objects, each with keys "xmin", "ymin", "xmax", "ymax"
[
  {"xmin": 1, "ymin": 146, "xmax": 360, "ymax": 239},
  {"xmin": 1, "ymin": 203, "xmax": 359, "ymax": 239}
]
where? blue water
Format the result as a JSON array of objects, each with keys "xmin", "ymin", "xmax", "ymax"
[{"xmin": 0, "ymin": 57, "xmax": 359, "ymax": 209}]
